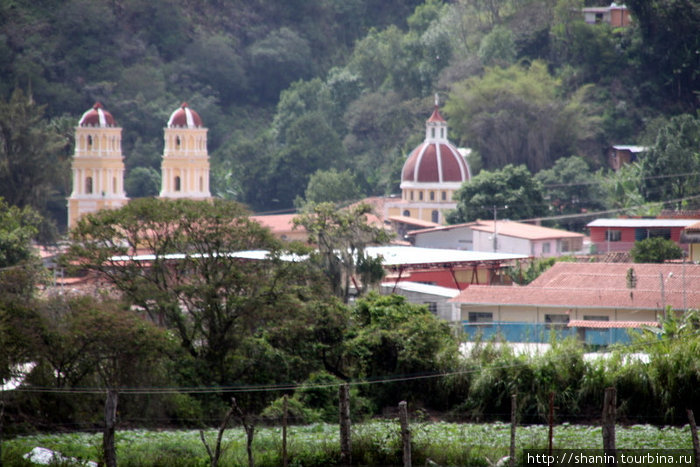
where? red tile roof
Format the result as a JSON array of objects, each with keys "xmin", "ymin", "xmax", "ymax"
[
  {"xmin": 470, "ymin": 220, "xmax": 584, "ymax": 240},
  {"xmin": 250, "ymin": 214, "xmax": 300, "ymax": 234},
  {"xmin": 568, "ymin": 320, "xmax": 659, "ymax": 329},
  {"xmin": 388, "ymin": 215, "xmax": 440, "ymax": 228},
  {"xmin": 451, "ymin": 262, "xmax": 700, "ymax": 311}
]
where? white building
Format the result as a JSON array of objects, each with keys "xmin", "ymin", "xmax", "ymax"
[{"xmin": 407, "ymin": 220, "xmax": 585, "ymax": 257}]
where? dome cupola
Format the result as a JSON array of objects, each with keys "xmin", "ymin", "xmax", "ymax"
[
  {"xmin": 78, "ymin": 102, "xmax": 117, "ymax": 128},
  {"xmin": 401, "ymin": 100, "xmax": 471, "ymax": 186},
  {"xmin": 167, "ymin": 102, "xmax": 203, "ymax": 128}
]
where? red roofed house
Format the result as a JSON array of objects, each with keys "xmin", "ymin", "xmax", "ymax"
[
  {"xmin": 582, "ymin": 3, "xmax": 632, "ymax": 27},
  {"xmin": 406, "ymin": 220, "xmax": 585, "ymax": 256},
  {"xmin": 587, "ymin": 218, "xmax": 698, "ymax": 254},
  {"xmin": 385, "ymin": 97, "xmax": 471, "ymax": 225},
  {"xmin": 450, "ymin": 262, "xmax": 700, "ymax": 345},
  {"xmin": 250, "ymin": 214, "xmax": 308, "ymax": 242}
]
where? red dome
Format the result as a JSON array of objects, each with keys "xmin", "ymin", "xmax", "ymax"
[
  {"xmin": 79, "ymin": 102, "xmax": 116, "ymax": 127},
  {"xmin": 167, "ymin": 102, "xmax": 203, "ymax": 128},
  {"xmin": 401, "ymin": 142, "xmax": 470, "ymax": 183}
]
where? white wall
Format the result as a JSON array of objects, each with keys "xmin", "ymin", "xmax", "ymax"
[{"xmin": 412, "ymin": 227, "xmax": 473, "ymax": 250}]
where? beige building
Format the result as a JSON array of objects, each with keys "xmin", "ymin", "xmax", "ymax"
[
  {"xmin": 451, "ymin": 262, "xmax": 700, "ymax": 325},
  {"xmin": 68, "ymin": 103, "xmax": 128, "ymax": 229},
  {"xmin": 386, "ymin": 102, "xmax": 471, "ymax": 225},
  {"xmin": 160, "ymin": 103, "xmax": 211, "ymax": 200},
  {"xmin": 67, "ymin": 102, "xmax": 210, "ymax": 228}
]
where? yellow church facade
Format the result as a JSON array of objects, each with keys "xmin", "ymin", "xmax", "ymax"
[{"xmin": 67, "ymin": 102, "xmax": 210, "ymax": 228}]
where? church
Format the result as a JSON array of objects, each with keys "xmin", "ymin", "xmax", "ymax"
[
  {"xmin": 385, "ymin": 100, "xmax": 472, "ymax": 225},
  {"xmin": 67, "ymin": 102, "xmax": 211, "ymax": 228}
]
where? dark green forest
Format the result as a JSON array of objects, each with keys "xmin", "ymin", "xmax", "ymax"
[{"xmin": 1, "ymin": 0, "xmax": 699, "ymax": 234}]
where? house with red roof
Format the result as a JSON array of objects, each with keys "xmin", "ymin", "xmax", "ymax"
[
  {"xmin": 407, "ymin": 220, "xmax": 585, "ymax": 256},
  {"xmin": 587, "ymin": 218, "xmax": 698, "ymax": 254},
  {"xmin": 449, "ymin": 262, "xmax": 700, "ymax": 345}
]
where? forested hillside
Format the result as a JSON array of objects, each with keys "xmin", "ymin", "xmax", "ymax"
[{"xmin": 0, "ymin": 0, "xmax": 698, "ymax": 234}]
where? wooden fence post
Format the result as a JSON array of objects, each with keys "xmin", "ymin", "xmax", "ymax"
[
  {"xmin": 687, "ymin": 409, "xmax": 700, "ymax": 467},
  {"xmin": 510, "ymin": 394, "xmax": 517, "ymax": 467},
  {"xmin": 602, "ymin": 387, "xmax": 617, "ymax": 466},
  {"xmin": 339, "ymin": 384, "xmax": 351, "ymax": 466},
  {"xmin": 103, "ymin": 389, "xmax": 119, "ymax": 467},
  {"xmin": 399, "ymin": 401, "xmax": 411, "ymax": 467},
  {"xmin": 548, "ymin": 391, "xmax": 555, "ymax": 455},
  {"xmin": 283, "ymin": 395, "xmax": 288, "ymax": 467}
]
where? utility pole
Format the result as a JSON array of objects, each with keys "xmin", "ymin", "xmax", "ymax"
[{"xmin": 493, "ymin": 205, "xmax": 498, "ymax": 252}]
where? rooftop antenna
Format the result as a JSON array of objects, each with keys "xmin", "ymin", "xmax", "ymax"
[{"xmin": 434, "ymin": 93, "xmax": 439, "ymax": 107}]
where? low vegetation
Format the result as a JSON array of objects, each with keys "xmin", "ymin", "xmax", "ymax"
[{"xmin": 2, "ymin": 422, "xmax": 694, "ymax": 467}]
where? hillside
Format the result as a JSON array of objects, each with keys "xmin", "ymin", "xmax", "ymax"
[{"xmin": 0, "ymin": 0, "xmax": 698, "ymax": 233}]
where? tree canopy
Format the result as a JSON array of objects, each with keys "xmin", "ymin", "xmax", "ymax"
[
  {"xmin": 445, "ymin": 61, "xmax": 600, "ymax": 173},
  {"xmin": 447, "ymin": 164, "xmax": 547, "ymax": 224},
  {"xmin": 66, "ymin": 198, "xmax": 325, "ymax": 389},
  {"xmin": 630, "ymin": 237, "xmax": 684, "ymax": 264}
]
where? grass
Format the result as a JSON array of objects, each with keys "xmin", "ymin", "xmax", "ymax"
[{"xmin": 2, "ymin": 422, "xmax": 694, "ymax": 466}]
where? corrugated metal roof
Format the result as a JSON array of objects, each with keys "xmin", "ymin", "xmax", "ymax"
[
  {"xmin": 366, "ymin": 245, "xmax": 528, "ymax": 267},
  {"xmin": 380, "ymin": 281, "xmax": 460, "ymax": 298},
  {"xmin": 612, "ymin": 145, "xmax": 647, "ymax": 152},
  {"xmin": 587, "ymin": 218, "xmax": 699, "ymax": 228}
]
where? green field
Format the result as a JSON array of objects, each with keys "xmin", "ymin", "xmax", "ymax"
[{"xmin": 2, "ymin": 422, "xmax": 694, "ymax": 466}]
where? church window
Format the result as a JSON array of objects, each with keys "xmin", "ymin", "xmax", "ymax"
[
  {"xmin": 419, "ymin": 191, "xmax": 423, "ymax": 201},
  {"xmin": 113, "ymin": 177, "xmax": 117, "ymax": 193},
  {"xmin": 431, "ymin": 128, "xmax": 435, "ymax": 138},
  {"xmin": 442, "ymin": 191, "xmax": 447, "ymax": 201},
  {"xmin": 85, "ymin": 176, "xmax": 93, "ymax": 194},
  {"xmin": 174, "ymin": 176, "xmax": 181, "ymax": 191},
  {"xmin": 87, "ymin": 135, "xmax": 93, "ymax": 149},
  {"xmin": 431, "ymin": 210, "xmax": 439, "ymax": 223},
  {"xmin": 410, "ymin": 191, "xmax": 414, "ymax": 201},
  {"xmin": 430, "ymin": 191, "xmax": 435, "ymax": 201},
  {"xmin": 403, "ymin": 210, "xmax": 410, "ymax": 217},
  {"xmin": 175, "ymin": 136, "xmax": 181, "ymax": 148}
]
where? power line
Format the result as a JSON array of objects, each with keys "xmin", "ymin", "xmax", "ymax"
[{"xmin": 9, "ymin": 330, "xmax": 697, "ymax": 396}]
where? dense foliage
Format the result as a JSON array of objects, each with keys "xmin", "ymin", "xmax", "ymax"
[
  {"xmin": 1, "ymin": 0, "xmax": 698, "ymax": 230},
  {"xmin": 2, "ymin": 422, "xmax": 694, "ymax": 466},
  {"xmin": 630, "ymin": 237, "xmax": 684, "ymax": 263}
]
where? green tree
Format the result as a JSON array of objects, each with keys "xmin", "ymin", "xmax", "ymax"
[
  {"xmin": 596, "ymin": 162, "xmax": 646, "ymax": 213},
  {"xmin": 299, "ymin": 168, "xmax": 362, "ymax": 206},
  {"xmin": 448, "ymin": 164, "xmax": 547, "ymax": 223},
  {"xmin": 626, "ymin": 0, "xmax": 700, "ymax": 112},
  {"xmin": 0, "ymin": 199, "xmax": 43, "ymax": 391},
  {"xmin": 247, "ymin": 27, "xmax": 314, "ymax": 103},
  {"xmin": 445, "ymin": 61, "xmax": 600, "ymax": 172},
  {"xmin": 535, "ymin": 156, "xmax": 605, "ymax": 231},
  {"xmin": 66, "ymin": 198, "xmax": 322, "ymax": 390},
  {"xmin": 0, "ymin": 89, "xmax": 65, "ymax": 229},
  {"xmin": 124, "ymin": 166, "xmax": 161, "ymax": 198},
  {"xmin": 346, "ymin": 293, "xmax": 457, "ymax": 407},
  {"xmin": 640, "ymin": 114, "xmax": 700, "ymax": 209},
  {"xmin": 478, "ymin": 25, "xmax": 516, "ymax": 66},
  {"xmin": 294, "ymin": 202, "xmax": 391, "ymax": 303},
  {"xmin": 29, "ymin": 294, "xmax": 170, "ymax": 467},
  {"xmin": 268, "ymin": 112, "xmax": 346, "ymax": 208},
  {"xmin": 630, "ymin": 237, "xmax": 684, "ymax": 264}
]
